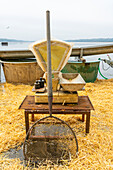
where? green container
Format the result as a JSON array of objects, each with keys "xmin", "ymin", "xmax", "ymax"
[{"xmin": 61, "ymin": 61, "xmax": 100, "ymax": 83}]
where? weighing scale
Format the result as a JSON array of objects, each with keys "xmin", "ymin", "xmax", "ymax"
[{"xmin": 30, "ymin": 38, "xmax": 86, "ymax": 104}]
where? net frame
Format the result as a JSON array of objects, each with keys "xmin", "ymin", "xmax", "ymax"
[{"xmin": 23, "ymin": 115, "xmax": 78, "ymax": 164}]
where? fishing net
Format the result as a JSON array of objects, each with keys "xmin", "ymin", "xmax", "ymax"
[{"xmin": 23, "ymin": 115, "xmax": 78, "ymax": 164}]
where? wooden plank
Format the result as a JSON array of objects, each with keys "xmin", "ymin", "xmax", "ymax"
[
  {"xmin": 25, "ymin": 110, "xmax": 90, "ymax": 115},
  {"xmin": 29, "ymin": 135, "xmax": 74, "ymax": 140}
]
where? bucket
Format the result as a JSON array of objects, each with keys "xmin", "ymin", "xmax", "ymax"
[{"xmin": 61, "ymin": 61, "xmax": 100, "ymax": 83}]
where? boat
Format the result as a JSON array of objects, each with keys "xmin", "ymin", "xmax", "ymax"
[
  {"xmin": 0, "ymin": 44, "xmax": 113, "ymax": 59},
  {"xmin": 1, "ymin": 42, "xmax": 8, "ymax": 46}
]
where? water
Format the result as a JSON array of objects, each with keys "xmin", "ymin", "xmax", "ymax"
[
  {"xmin": 0, "ymin": 41, "xmax": 113, "ymax": 51},
  {"xmin": 0, "ymin": 42, "xmax": 31, "ymax": 51},
  {"xmin": 0, "ymin": 41, "xmax": 113, "ymax": 82}
]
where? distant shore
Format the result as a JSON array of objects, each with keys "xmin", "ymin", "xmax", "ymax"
[
  {"xmin": 66, "ymin": 38, "xmax": 113, "ymax": 42},
  {"xmin": 1, "ymin": 38, "xmax": 113, "ymax": 43},
  {"xmin": 0, "ymin": 38, "xmax": 32, "ymax": 42}
]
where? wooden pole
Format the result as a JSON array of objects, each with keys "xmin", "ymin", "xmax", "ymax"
[
  {"xmin": 46, "ymin": 10, "xmax": 53, "ymax": 116},
  {"xmin": 80, "ymin": 48, "xmax": 86, "ymax": 63}
]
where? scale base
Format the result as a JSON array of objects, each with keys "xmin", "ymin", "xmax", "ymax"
[{"xmin": 35, "ymin": 91, "xmax": 78, "ymax": 104}]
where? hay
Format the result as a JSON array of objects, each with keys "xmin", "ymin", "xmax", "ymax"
[{"xmin": 0, "ymin": 79, "xmax": 113, "ymax": 169}]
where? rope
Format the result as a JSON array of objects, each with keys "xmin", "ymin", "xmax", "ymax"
[
  {"xmin": 98, "ymin": 59, "xmax": 108, "ymax": 79},
  {"xmin": 98, "ymin": 67, "xmax": 108, "ymax": 79}
]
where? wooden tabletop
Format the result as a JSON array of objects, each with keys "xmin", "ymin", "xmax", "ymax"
[{"xmin": 19, "ymin": 95, "xmax": 94, "ymax": 112}]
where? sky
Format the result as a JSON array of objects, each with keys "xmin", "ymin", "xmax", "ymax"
[{"xmin": 0, "ymin": 0, "xmax": 113, "ymax": 41}]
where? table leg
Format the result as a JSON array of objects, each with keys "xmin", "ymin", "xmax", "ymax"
[
  {"xmin": 25, "ymin": 111, "xmax": 29, "ymax": 134},
  {"xmin": 86, "ymin": 111, "xmax": 90, "ymax": 133},
  {"xmin": 31, "ymin": 114, "xmax": 34, "ymax": 122},
  {"xmin": 82, "ymin": 114, "xmax": 85, "ymax": 122}
]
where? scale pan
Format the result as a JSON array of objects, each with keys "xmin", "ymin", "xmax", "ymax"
[{"xmin": 60, "ymin": 73, "xmax": 86, "ymax": 92}]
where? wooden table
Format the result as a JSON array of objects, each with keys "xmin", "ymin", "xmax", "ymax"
[{"xmin": 19, "ymin": 95, "xmax": 94, "ymax": 134}]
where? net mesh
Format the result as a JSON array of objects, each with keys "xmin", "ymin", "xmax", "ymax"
[{"xmin": 23, "ymin": 116, "xmax": 78, "ymax": 164}]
